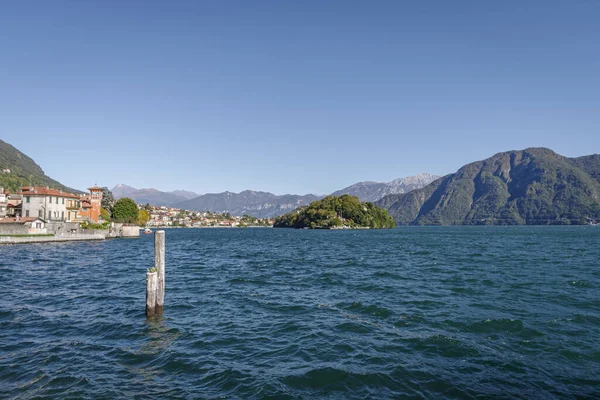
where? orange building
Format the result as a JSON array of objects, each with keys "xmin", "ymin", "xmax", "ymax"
[{"xmin": 78, "ymin": 186, "xmax": 103, "ymax": 223}]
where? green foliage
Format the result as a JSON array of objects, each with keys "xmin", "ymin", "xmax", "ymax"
[
  {"xmin": 138, "ymin": 209, "xmax": 150, "ymax": 226},
  {"xmin": 81, "ymin": 221, "xmax": 110, "ymax": 230},
  {"xmin": 100, "ymin": 207, "xmax": 111, "ymax": 222},
  {"xmin": 148, "ymin": 266, "xmax": 157, "ymax": 273},
  {"xmin": 112, "ymin": 198, "xmax": 139, "ymax": 224},
  {"xmin": 0, "ymin": 139, "xmax": 82, "ymax": 193},
  {"xmin": 274, "ymin": 195, "xmax": 395, "ymax": 229}
]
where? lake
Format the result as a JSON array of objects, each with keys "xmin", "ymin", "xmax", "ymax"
[{"xmin": 1, "ymin": 227, "xmax": 599, "ymax": 399}]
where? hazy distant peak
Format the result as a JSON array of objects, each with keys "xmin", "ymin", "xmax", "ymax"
[
  {"xmin": 388, "ymin": 173, "xmax": 441, "ymax": 186},
  {"xmin": 170, "ymin": 189, "xmax": 200, "ymax": 200},
  {"xmin": 111, "ymin": 184, "xmax": 199, "ymax": 206},
  {"xmin": 331, "ymin": 173, "xmax": 440, "ymax": 202},
  {"xmin": 113, "ymin": 183, "xmax": 135, "ymax": 189}
]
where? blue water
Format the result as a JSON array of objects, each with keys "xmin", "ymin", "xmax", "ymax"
[{"xmin": 1, "ymin": 227, "xmax": 599, "ymax": 399}]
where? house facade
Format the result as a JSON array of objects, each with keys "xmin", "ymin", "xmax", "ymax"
[
  {"xmin": 0, "ymin": 187, "xmax": 7, "ymax": 218},
  {"xmin": 20, "ymin": 186, "xmax": 79, "ymax": 221},
  {"xmin": 17, "ymin": 185, "xmax": 104, "ymax": 223},
  {"xmin": 65, "ymin": 197, "xmax": 82, "ymax": 222}
]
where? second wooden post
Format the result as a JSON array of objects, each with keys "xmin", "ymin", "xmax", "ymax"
[
  {"xmin": 146, "ymin": 271, "xmax": 157, "ymax": 316},
  {"xmin": 155, "ymin": 230, "xmax": 165, "ymax": 314}
]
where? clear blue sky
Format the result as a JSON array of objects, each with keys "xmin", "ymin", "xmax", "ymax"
[{"xmin": 1, "ymin": 0, "xmax": 599, "ymax": 195}]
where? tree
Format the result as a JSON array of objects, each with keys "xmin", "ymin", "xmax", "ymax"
[
  {"xmin": 112, "ymin": 198, "xmax": 139, "ymax": 224},
  {"xmin": 100, "ymin": 207, "xmax": 112, "ymax": 222},
  {"xmin": 138, "ymin": 209, "xmax": 150, "ymax": 226},
  {"xmin": 101, "ymin": 187, "xmax": 116, "ymax": 213}
]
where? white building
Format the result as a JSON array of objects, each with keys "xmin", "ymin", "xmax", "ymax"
[
  {"xmin": 20, "ymin": 186, "xmax": 79, "ymax": 222},
  {"xmin": 0, "ymin": 187, "xmax": 7, "ymax": 218}
]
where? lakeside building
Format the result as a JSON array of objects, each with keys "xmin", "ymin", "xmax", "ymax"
[
  {"xmin": 6, "ymin": 193, "xmax": 21, "ymax": 217},
  {"xmin": 16, "ymin": 185, "xmax": 103, "ymax": 223},
  {"xmin": 0, "ymin": 187, "xmax": 8, "ymax": 218},
  {"xmin": 20, "ymin": 186, "xmax": 79, "ymax": 221},
  {"xmin": 78, "ymin": 186, "xmax": 103, "ymax": 223},
  {"xmin": 0, "ymin": 216, "xmax": 46, "ymax": 234},
  {"xmin": 0, "ymin": 185, "xmax": 140, "ymax": 240}
]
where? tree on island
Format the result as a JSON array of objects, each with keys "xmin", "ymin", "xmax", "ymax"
[
  {"xmin": 112, "ymin": 198, "xmax": 139, "ymax": 224},
  {"xmin": 274, "ymin": 194, "xmax": 396, "ymax": 229}
]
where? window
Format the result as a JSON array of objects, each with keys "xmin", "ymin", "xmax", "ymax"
[
  {"xmin": 62, "ymin": 198, "xmax": 65, "ymax": 205},
  {"xmin": 26, "ymin": 196, "xmax": 30, "ymax": 203},
  {"xmin": 26, "ymin": 210, "xmax": 29, "ymax": 217},
  {"xmin": 38, "ymin": 210, "xmax": 42, "ymax": 217},
  {"xmin": 61, "ymin": 211, "xmax": 64, "ymax": 220}
]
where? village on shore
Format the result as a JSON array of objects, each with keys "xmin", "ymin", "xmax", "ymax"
[
  {"xmin": 143, "ymin": 204, "xmax": 274, "ymax": 228},
  {"xmin": 0, "ymin": 185, "xmax": 274, "ymax": 243}
]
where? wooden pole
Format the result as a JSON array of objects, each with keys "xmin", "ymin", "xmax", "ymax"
[
  {"xmin": 145, "ymin": 271, "xmax": 157, "ymax": 317},
  {"xmin": 155, "ymin": 230, "xmax": 165, "ymax": 314}
]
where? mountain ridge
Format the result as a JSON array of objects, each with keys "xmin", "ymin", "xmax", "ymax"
[
  {"xmin": 376, "ymin": 148, "xmax": 600, "ymax": 225},
  {"xmin": 0, "ymin": 139, "xmax": 82, "ymax": 193},
  {"xmin": 332, "ymin": 173, "xmax": 440, "ymax": 202},
  {"xmin": 175, "ymin": 190, "xmax": 322, "ymax": 218},
  {"xmin": 111, "ymin": 184, "xmax": 200, "ymax": 206},
  {"xmin": 113, "ymin": 173, "xmax": 438, "ymax": 218}
]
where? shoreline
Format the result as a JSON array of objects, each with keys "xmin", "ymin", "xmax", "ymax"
[{"xmin": 0, "ymin": 233, "xmax": 107, "ymax": 245}]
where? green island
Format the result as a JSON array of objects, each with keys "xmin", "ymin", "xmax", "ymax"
[{"xmin": 273, "ymin": 195, "xmax": 396, "ymax": 229}]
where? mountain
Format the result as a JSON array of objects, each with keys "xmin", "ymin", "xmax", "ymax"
[
  {"xmin": 111, "ymin": 184, "xmax": 200, "ymax": 207},
  {"xmin": 0, "ymin": 139, "xmax": 82, "ymax": 193},
  {"xmin": 176, "ymin": 190, "xmax": 322, "ymax": 218},
  {"xmin": 112, "ymin": 173, "xmax": 438, "ymax": 218},
  {"xmin": 376, "ymin": 148, "xmax": 600, "ymax": 225},
  {"xmin": 170, "ymin": 190, "xmax": 199, "ymax": 200},
  {"xmin": 331, "ymin": 173, "xmax": 440, "ymax": 202},
  {"xmin": 111, "ymin": 184, "xmax": 138, "ymax": 198}
]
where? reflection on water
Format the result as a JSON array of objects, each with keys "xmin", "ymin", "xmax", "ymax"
[{"xmin": 140, "ymin": 315, "xmax": 180, "ymax": 356}]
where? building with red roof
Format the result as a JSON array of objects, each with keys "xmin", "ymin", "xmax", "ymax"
[{"xmin": 17, "ymin": 185, "xmax": 103, "ymax": 223}]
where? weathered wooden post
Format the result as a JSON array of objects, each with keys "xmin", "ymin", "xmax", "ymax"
[
  {"xmin": 155, "ymin": 230, "xmax": 165, "ymax": 314},
  {"xmin": 145, "ymin": 270, "xmax": 158, "ymax": 316}
]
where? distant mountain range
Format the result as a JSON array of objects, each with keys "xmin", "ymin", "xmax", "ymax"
[
  {"xmin": 111, "ymin": 173, "xmax": 438, "ymax": 218},
  {"xmin": 3, "ymin": 139, "xmax": 599, "ymax": 224},
  {"xmin": 176, "ymin": 191, "xmax": 322, "ymax": 218},
  {"xmin": 111, "ymin": 184, "xmax": 199, "ymax": 207},
  {"xmin": 376, "ymin": 148, "xmax": 600, "ymax": 225},
  {"xmin": 332, "ymin": 173, "xmax": 440, "ymax": 202}
]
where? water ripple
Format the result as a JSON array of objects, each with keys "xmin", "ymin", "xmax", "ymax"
[{"xmin": 1, "ymin": 227, "xmax": 599, "ymax": 398}]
